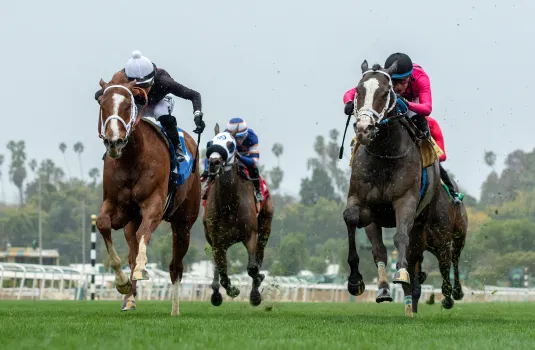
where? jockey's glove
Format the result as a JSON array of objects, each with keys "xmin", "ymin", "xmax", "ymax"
[
  {"xmin": 193, "ymin": 111, "xmax": 205, "ymax": 134},
  {"xmin": 397, "ymin": 95, "xmax": 410, "ymax": 108},
  {"xmin": 344, "ymin": 101, "xmax": 354, "ymax": 116}
]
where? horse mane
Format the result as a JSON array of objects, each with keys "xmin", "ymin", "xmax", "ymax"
[{"xmin": 372, "ymin": 64, "xmax": 382, "ymax": 71}]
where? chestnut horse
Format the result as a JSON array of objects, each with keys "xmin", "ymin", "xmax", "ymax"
[
  {"xmin": 202, "ymin": 124, "xmax": 274, "ymax": 306},
  {"xmin": 95, "ymin": 72, "xmax": 201, "ymax": 316}
]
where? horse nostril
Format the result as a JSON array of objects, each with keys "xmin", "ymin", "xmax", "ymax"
[
  {"xmin": 103, "ymin": 139, "xmax": 110, "ymax": 146},
  {"xmin": 117, "ymin": 138, "xmax": 126, "ymax": 145}
]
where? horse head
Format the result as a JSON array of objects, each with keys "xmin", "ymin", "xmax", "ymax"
[
  {"xmin": 205, "ymin": 131, "xmax": 237, "ymax": 176},
  {"xmin": 97, "ymin": 72, "xmax": 148, "ymax": 158},
  {"xmin": 354, "ymin": 60, "xmax": 398, "ymax": 145}
]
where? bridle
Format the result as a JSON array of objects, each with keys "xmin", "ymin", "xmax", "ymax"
[
  {"xmin": 353, "ymin": 69, "xmax": 399, "ymax": 127},
  {"xmin": 206, "ymin": 132, "xmax": 237, "ymax": 177},
  {"xmin": 98, "ymin": 85, "xmax": 148, "ymax": 140}
]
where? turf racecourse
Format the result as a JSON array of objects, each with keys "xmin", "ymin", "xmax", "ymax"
[{"xmin": 1, "ymin": 301, "xmax": 534, "ymax": 350}]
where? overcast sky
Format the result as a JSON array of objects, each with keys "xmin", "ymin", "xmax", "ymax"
[{"xmin": 1, "ymin": 0, "xmax": 534, "ymax": 203}]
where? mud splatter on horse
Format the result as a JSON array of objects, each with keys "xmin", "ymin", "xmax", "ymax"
[
  {"xmin": 343, "ymin": 60, "xmax": 442, "ymax": 317},
  {"xmin": 202, "ymin": 124, "xmax": 274, "ymax": 306},
  {"xmin": 95, "ymin": 72, "xmax": 201, "ymax": 316}
]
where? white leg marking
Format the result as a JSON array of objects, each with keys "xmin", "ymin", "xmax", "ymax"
[
  {"xmin": 135, "ymin": 235, "xmax": 148, "ymax": 269},
  {"xmin": 171, "ymin": 280, "xmax": 180, "ymax": 316}
]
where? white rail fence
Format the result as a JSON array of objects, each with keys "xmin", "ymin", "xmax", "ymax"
[{"xmin": 1, "ymin": 263, "xmax": 534, "ymax": 303}]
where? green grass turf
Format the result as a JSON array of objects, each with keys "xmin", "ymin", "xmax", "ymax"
[{"xmin": 0, "ymin": 300, "xmax": 534, "ymax": 349}]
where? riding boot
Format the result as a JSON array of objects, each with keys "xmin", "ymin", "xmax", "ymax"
[
  {"xmin": 158, "ymin": 114, "xmax": 185, "ymax": 162},
  {"xmin": 439, "ymin": 164, "xmax": 462, "ymax": 205},
  {"xmin": 249, "ymin": 167, "xmax": 264, "ymax": 203},
  {"xmin": 410, "ymin": 114, "xmax": 430, "ymax": 139}
]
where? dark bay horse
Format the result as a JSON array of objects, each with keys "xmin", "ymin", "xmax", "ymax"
[
  {"xmin": 419, "ymin": 179, "xmax": 468, "ymax": 310},
  {"xmin": 344, "ymin": 60, "xmax": 442, "ymax": 317},
  {"xmin": 96, "ymin": 72, "xmax": 201, "ymax": 316},
  {"xmin": 202, "ymin": 124, "xmax": 274, "ymax": 306}
]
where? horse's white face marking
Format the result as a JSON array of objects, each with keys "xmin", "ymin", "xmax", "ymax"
[
  {"xmin": 357, "ymin": 77, "xmax": 379, "ymax": 131},
  {"xmin": 109, "ymin": 93, "xmax": 126, "ymax": 141}
]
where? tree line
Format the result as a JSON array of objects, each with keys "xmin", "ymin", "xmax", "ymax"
[{"xmin": 0, "ymin": 135, "xmax": 533, "ymax": 287}]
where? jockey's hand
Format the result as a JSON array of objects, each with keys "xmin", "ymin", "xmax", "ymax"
[
  {"xmin": 344, "ymin": 101, "xmax": 354, "ymax": 116},
  {"xmin": 397, "ymin": 95, "xmax": 410, "ymax": 107},
  {"xmin": 193, "ymin": 111, "xmax": 205, "ymax": 134}
]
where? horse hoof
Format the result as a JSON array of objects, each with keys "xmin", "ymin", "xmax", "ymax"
[
  {"xmin": 116, "ymin": 280, "xmax": 132, "ymax": 295},
  {"xmin": 211, "ymin": 292, "xmax": 223, "ymax": 306},
  {"xmin": 419, "ymin": 271, "xmax": 428, "ymax": 284},
  {"xmin": 227, "ymin": 287, "xmax": 240, "ymax": 298},
  {"xmin": 376, "ymin": 287, "xmax": 393, "ymax": 303},
  {"xmin": 250, "ymin": 290, "xmax": 262, "ymax": 306},
  {"xmin": 347, "ymin": 280, "xmax": 365, "ymax": 296},
  {"xmin": 452, "ymin": 288, "xmax": 464, "ymax": 301},
  {"xmin": 393, "ymin": 268, "xmax": 410, "ymax": 285},
  {"xmin": 121, "ymin": 298, "xmax": 136, "ymax": 311},
  {"xmin": 132, "ymin": 268, "xmax": 149, "ymax": 281},
  {"xmin": 442, "ymin": 296, "xmax": 454, "ymax": 310}
]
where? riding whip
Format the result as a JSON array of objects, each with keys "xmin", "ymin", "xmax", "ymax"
[{"xmin": 339, "ymin": 114, "xmax": 351, "ymax": 160}]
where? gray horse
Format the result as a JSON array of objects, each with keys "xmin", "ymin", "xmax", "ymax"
[{"xmin": 343, "ymin": 60, "xmax": 441, "ymax": 317}]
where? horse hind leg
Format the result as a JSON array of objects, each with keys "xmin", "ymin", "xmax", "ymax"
[
  {"xmin": 256, "ymin": 199, "xmax": 273, "ymax": 270},
  {"xmin": 121, "ymin": 221, "xmax": 140, "ymax": 311},
  {"xmin": 168, "ymin": 219, "xmax": 192, "ymax": 316},
  {"xmin": 96, "ymin": 205, "xmax": 131, "ymax": 295},
  {"xmin": 244, "ymin": 232, "xmax": 262, "ymax": 306}
]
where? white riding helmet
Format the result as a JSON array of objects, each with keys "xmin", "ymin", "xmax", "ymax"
[{"xmin": 124, "ymin": 50, "xmax": 155, "ymax": 87}]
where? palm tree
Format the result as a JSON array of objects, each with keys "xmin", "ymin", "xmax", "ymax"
[
  {"xmin": 88, "ymin": 167, "xmax": 100, "ymax": 187},
  {"xmin": 0, "ymin": 154, "xmax": 5, "ymax": 203},
  {"xmin": 7, "ymin": 141, "xmax": 27, "ymax": 207},
  {"xmin": 269, "ymin": 143, "xmax": 284, "ymax": 192},
  {"xmin": 59, "ymin": 142, "xmax": 71, "ymax": 180},
  {"xmin": 73, "ymin": 142, "xmax": 85, "ymax": 181}
]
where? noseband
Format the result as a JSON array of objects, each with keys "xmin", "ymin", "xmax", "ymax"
[{"xmin": 354, "ymin": 70, "xmax": 399, "ymax": 126}]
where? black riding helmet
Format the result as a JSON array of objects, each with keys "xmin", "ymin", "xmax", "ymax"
[{"xmin": 384, "ymin": 53, "xmax": 413, "ymax": 80}]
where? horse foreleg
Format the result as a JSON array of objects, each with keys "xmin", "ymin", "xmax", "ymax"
[
  {"xmin": 121, "ymin": 221, "xmax": 140, "ymax": 311},
  {"xmin": 210, "ymin": 258, "xmax": 223, "ymax": 306},
  {"xmin": 392, "ymin": 195, "xmax": 418, "ymax": 286},
  {"xmin": 343, "ymin": 198, "xmax": 365, "ymax": 296},
  {"xmin": 213, "ymin": 245, "xmax": 240, "ymax": 298},
  {"xmin": 96, "ymin": 201, "xmax": 130, "ymax": 295},
  {"xmin": 169, "ymin": 219, "xmax": 192, "ymax": 316},
  {"xmin": 436, "ymin": 243, "xmax": 454, "ymax": 309},
  {"xmin": 244, "ymin": 231, "xmax": 262, "ymax": 306},
  {"xmin": 365, "ymin": 223, "xmax": 391, "ymax": 303},
  {"xmin": 452, "ymin": 232, "xmax": 466, "ymax": 301},
  {"xmin": 133, "ymin": 194, "xmax": 164, "ymax": 281}
]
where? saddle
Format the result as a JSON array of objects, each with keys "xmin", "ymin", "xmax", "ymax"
[{"xmin": 349, "ymin": 117, "xmax": 443, "ymax": 169}]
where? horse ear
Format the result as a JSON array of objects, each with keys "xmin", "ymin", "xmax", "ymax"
[
  {"xmin": 385, "ymin": 60, "xmax": 398, "ymax": 76},
  {"xmin": 214, "ymin": 123, "xmax": 220, "ymax": 135},
  {"xmin": 99, "ymin": 79, "xmax": 107, "ymax": 89},
  {"xmin": 126, "ymin": 80, "xmax": 137, "ymax": 90},
  {"xmin": 361, "ymin": 60, "xmax": 369, "ymax": 74}
]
